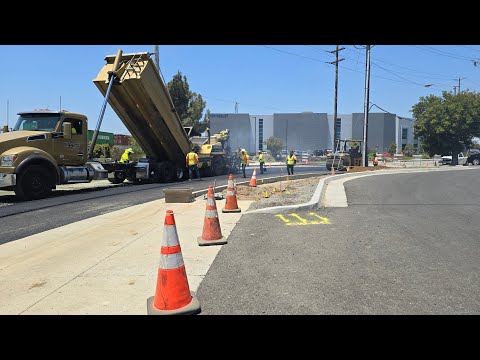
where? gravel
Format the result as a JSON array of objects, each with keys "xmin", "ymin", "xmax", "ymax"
[{"xmin": 232, "ymin": 176, "xmax": 327, "ymax": 210}]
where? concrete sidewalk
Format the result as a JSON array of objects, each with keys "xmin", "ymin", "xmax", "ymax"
[{"xmin": 0, "ymin": 196, "xmax": 252, "ymax": 315}]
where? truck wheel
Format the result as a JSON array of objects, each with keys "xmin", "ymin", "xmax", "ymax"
[
  {"xmin": 15, "ymin": 165, "xmax": 52, "ymax": 200},
  {"xmin": 176, "ymin": 168, "xmax": 185, "ymax": 181},
  {"xmin": 213, "ymin": 157, "xmax": 226, "ymax": 176},
  {"xmin": 159, "ymin": 162, "xmax": 175, "ymax": 183},
  {"xmin": 473, "ymin": 159, "xmax": 480, "ymax": 166},
  {"xmin": 108, "ymin": 171, "xmax": 126, "ymax": 184},
  {"xmin": 326, "ymin": 164, "xmax": 332, "ymax": 171}
]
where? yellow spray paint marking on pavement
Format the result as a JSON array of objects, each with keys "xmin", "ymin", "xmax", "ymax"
[
  {"xmin": 275, "ymin": 214, "xmax": 291, "ymax": 223},
  {"xmin": 309, "ymin": 212, "xmax": 331, "ymax": 224},
  {"xmin": 290, "ymin": 213, "xmax": 308, "ymax": 224},
  {"xmin": 275, "ymin": 213, "xmax": 331, "ymax": 226}
]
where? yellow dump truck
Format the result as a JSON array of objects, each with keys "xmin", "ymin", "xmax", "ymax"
[{"xmin": 0, "ymin": 50, "xmax": 233, "ymax": 200}]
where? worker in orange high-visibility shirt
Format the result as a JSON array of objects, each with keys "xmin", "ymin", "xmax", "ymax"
[{"xmin": 186, "ymin": 146, "xmax": 202, "ymax": 181}]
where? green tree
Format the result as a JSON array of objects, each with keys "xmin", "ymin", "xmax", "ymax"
[
  {"xmin": 266, "ymin": 137, "xmax": 283, "ymax": 157},
  {"xmin": 388, "ymin": 142, "xmax": 397, "ymax": 155},
  {"xmin": 202, "ymin": 109, "xmax": 211, "ymax": 133},
  {"xmin": 411, "ymin": 90, "xmax": 480, "ymax": 156},
  {"xmin": 402, "ymin": 143, "xmax": 414, "ymax": 157},
  {"xmin": 92, "ymin": 143, "xmax": 111, "ymax": 159},
  {"xmin": 128, "ymin": 136, "xmax": 145, "ymax": 162},
  {"xmin": 167, "ymin": 71, "xmax": 207, "ymax": 133}
]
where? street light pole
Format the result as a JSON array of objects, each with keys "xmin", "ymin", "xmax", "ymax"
[
  {"xmin": 362, "ymin": 45, "xmax": 371, "ymax": 167},
  {"xmin": 286, "ymin": 119, "xmax": 288, "ymax": 153},
  {"xmin": 255, "ymin": 117, "xmax": 257, "ymax": 153},
  {"xmin": 327, "ymin": 45, "xmax": 345, "ymax": 149},
  {"xmin": 252, "ymin": 116, "xmax": 257, "ymax": 153}
]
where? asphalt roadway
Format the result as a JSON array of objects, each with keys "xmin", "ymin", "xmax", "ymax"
[
  {"xmin": 197, "ymin": 168, "xmax": 480, "ymax": 314},
  {"xmin": 0, "ymin": 165, "xmax": 326, "ymax": 245}
]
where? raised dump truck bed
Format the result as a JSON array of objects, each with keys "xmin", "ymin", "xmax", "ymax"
[{"xmin": 93, "ymin": 52, "xmax": 192, "ymax": 166}]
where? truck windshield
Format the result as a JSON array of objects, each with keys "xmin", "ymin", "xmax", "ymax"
[{"xmin": 13, "ymin": 114, "xmax": 61, "ymax": 132}]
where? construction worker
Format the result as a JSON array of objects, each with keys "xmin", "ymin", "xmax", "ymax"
[
  {"xmin": 119, "ymin": 148, "xmax": 134, "ymax": 163},
  {"xmin": 373, "ymin": 153, "xmax": 379, "ymax": 166},
  {"xmin": 258, "ymin": 150, "xmax": 265, "ymax": 174},
  {"xmin": 240, "ymin": 149, "xmax": 249, "ymax": 178},
  {"xmin": 186, "ymin": 147, "xmax": 201, "ymax": 181},
  {"xmin": 286, "ymin": 150, "xmax": 297, "ymax": 175}
]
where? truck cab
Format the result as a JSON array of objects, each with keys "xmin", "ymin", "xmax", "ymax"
[{"xmin": 0, "ymin": 109, "xmax": 107, "ymax": 200}]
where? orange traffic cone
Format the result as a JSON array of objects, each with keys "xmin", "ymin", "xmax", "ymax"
[
  {"xmin": 147, "ymin": 210, "xmax": 201, "ymax": 315},
  {"xmin": 198, "ymin": 186, "xmax": 227, "ymax": 246},
  {"xmin": 249, "ymin": 168, "xmax": 257, "ymax": 187},
  {"xmin": 222, "ymin": 174, "xmax": 241, "ymax": 213}
]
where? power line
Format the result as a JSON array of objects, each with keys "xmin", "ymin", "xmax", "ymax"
[
  {"xmin": 411, "ymin": 45, "xmax": 474, "ymax": 61},
  {"xmin": 345, "ymin": 46, "xmax": 459, "ymax": 80},
  {"xmin": 457, "ymin": 45, "xmax": 480, "ymax": 54},
  {"xmin": 260, "ymin": 45, "xmax": 328, "ymax": 63},
  {"xmin": 202, "ymin": 95, "xmax": 306, "ymax": 113},
  {"xmin": 261, "ymin": 45, "xmax": 445, "ymax": 93}
]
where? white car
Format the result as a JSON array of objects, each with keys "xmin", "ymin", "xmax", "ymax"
[{"xmin": 441, "ymin": 152, "xmax": 467, "ymax": 165}]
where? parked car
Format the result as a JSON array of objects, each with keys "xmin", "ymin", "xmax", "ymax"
[
  {"xmin": 441, "ymin": 152, "xmax": 467, "ymax": 165},
  {"xmin": 466, "ymin": 149, "xmax": 480, "ymax": 165}
]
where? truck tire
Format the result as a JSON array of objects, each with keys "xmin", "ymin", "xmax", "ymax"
[
  {"xmin": 176, "ymin": 167, "xmax": 185, "ymax": 181},
  {"xmin": 108, "ymin": 171, "xmax": 126, "ymax": 184},
  {"xmin": 15, "ymin": 165, "xmax": 53, "ymax": 200},
  {"xmin": 159, "ymin": 162, "xmax": 175, "ymax": 183},
  {"xmin": 213, "ymin": 156, "xmax": 226, "ymax": 176},
  {"xmin": 473, "ymin": 159, "xmax": 480, "ymax": 166}
]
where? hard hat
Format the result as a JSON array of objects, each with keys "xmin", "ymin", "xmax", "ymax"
[
  {"xmin": 127, "ymin": 148, "xmax": 134, "ymax": 153},
  {"xmin": 258, "ymin": 150, "xmax": 262, "ymax": 153}
]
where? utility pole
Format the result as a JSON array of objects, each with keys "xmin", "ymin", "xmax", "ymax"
[
  {"xmin": 458, "ymin": 77, "xmax": 466, "ymax": 93},
  {"xmin": 362, "ymin": 45, "xmax": 371, "ymax": 167},
  {"xmin": 154, "ymin": 45, "xmax": 160, "ymax": 72},
  {"xmin": 60, "ymin": 96, "xmax": 62, "ymax": 111},
  {"xmin": 453, "ymin": 86, "xmax": 457, "ymax": 95},
  {"xmin": 327, "ymin": 45, "xmax": 345, "ymax": 149},
  {"xmin": 235, "ymin": 102, "xmax": 238, "ymax": 113},
  {"xmin": 6, "ymin": 99, "xmax": 9, "ymax": 128}
]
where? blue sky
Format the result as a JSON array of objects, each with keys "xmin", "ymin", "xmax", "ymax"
[{"xmin": 1, "ymin": 45, "xmax": 480, "ymax": 135}]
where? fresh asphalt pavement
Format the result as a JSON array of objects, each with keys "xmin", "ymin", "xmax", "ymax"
[
  {"xmin": 0, "ymin": 165, "xmax": 326, "ymax": 245},
  {"xmin": 197, "ymin": 168, "xmax": 480, "ymax": 314}
]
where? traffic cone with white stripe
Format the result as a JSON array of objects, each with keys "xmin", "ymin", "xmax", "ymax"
[
  {"xmin": 249, "ymin": 168, "xmax": 257, "ymax": 187},
  {"xmin": 198, "ymin": 186, "xmax": 227, "ymax": 246},
  {"xmin": 222, "ymin": 174, "xmax": 241, "ymax": 213},
  {"xmin": 147, "ymin": 210, "xmax": 201, "ymax": 315}
]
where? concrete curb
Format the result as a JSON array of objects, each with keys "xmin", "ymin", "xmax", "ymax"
[{"xmin": 245, "ymin": 165, "xmax": 476, "ymax": 214}]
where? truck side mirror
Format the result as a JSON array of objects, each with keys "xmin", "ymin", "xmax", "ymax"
[{"xmin": 63, "ymin": 122, "xmax": 72, "ymax": 140}]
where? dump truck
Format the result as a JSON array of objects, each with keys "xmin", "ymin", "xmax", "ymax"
[
  {"xmin": 92, "ymin": 51, "xmax": 235, "ymax": 183},
  {"xmin": 0, "ymin": 50, "xmax": 233, "ymax": 200}
]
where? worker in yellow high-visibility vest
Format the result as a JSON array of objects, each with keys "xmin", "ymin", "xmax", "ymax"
[
  {"xmin": 186, "ymin": 147, "xmax": 202, "ymax": 181},
  {"xmin": 286, "ymin": 150, "xmax": 297, "ymax": 175},
  {"xmin": 258, "ymin": 150, "xmax": 265, "ymax": 174},
  {"xmin": 240, "ymin": 149, "xmax": 249, "ymax": 178},
  {"xmin": 119, "ymin": 148, "xmax": 134, "ymax": 163}
]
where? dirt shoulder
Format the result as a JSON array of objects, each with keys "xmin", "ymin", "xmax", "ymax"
[
  {"xmin": 226, "ymin": 166, "xmax": 391, "ymax": 210},
  {"xmin": 225, "ymin": 176, "xmax": 327, "ymax": 210}
]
